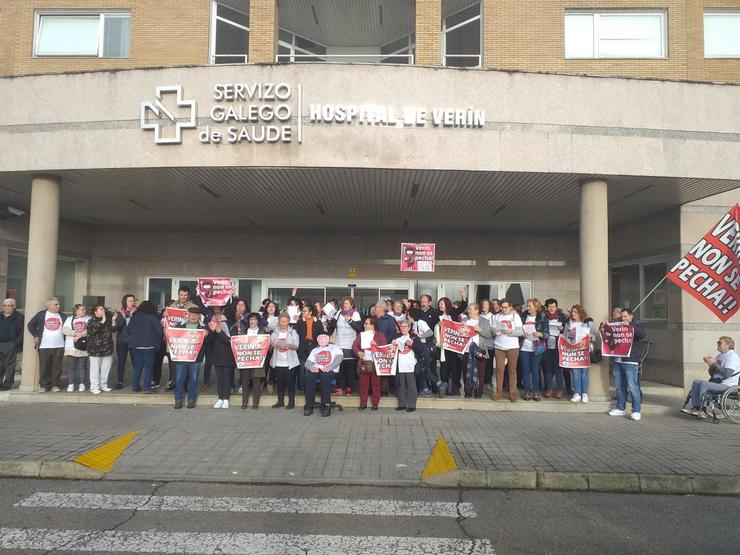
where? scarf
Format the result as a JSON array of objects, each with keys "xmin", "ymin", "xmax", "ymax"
[
  {"xmin": 306, "ymin": 315, "xmax": 314, "ymax": 341},
  {"xmin": 339, "ymin": 308, "xmax": 355, "ymax": 317}
]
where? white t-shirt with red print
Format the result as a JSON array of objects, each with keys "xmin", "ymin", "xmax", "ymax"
[{"xmin": 40, "ymin": 311, "xmax": 65, "ymax": 349}]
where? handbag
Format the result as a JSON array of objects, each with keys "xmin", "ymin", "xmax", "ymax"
[
  {"xmin": 590, "ymin": 349, "xmax": 602, "ymax": 363},
  {"xmin": 72, "ymin": 318, "xmax": 87, "ymax": 351},
  {"xmin": 360, "ymin": 360, "xmax": 375, "ymax": 376}
]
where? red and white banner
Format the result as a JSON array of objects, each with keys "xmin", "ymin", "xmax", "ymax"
[
  {"xmin": 666, "ymin": 204, "xmax": 739, "ymax": 322},
  {"xmin": 439, "ymin": 319, "xmax": 475, "ymax": 354},
  {"xmin": 371, "ymin": 343, "xmax": 397, "ymax": 376},
  {"xmin": 230, "ymin": 334, "xmax": 270, "ymax": 369},
  {"xmin": 197, "ymin": 277, "xmax": 234, "ymax": 307},
  {"xmin": 400, "ymin": 243, "xmax": 436, "ymax": 272},
  {"xmin": 163, "ymin": 307, "xmax": 188, "ymax": 330},
  {"xmin": 167, "ymin": 328, "xmax": 206, "ymax": 362},
  {"xmin": 558, "ymin": 336, "xmax": 591, "ymax": 369},
  {"xmin": 600, "ymin": 322, "xmax": 635, "ymax": 358}
]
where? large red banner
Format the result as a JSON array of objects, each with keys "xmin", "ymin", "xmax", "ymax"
[
  {"xmin": 163, "ymin": 307, "xmax": 188, "ymax": 330},
  {"xmin": 400, "ymin": 243, "xmax": 436, "ymax": 272},
  {"xmin": 666, "ymin": 204, "xmax": 739, "ymax": 322},
  {"xmin": 198, "ymin": 277, "xmax": 234, "ymax": 307},
  {"xmin": 371, "ymin": 343, "xmax": 397, "ymax": 376},
  {"xmin": 439, "ymin": 319, "xmax": 475, "ymax": 354},
  {"xmin": 230, "ymin": 334, "xmax": 270, "ymax": 369},
  {"xmin": 558, "ymin": 336, "xmax": 591, "ymax": 368},
  {"xmin": 599, "ymin": 322, "xmax": 635, "ymax": 358},
  {"xmin": 167, "ymin": 328, "xmax": 206, "ymax": 362}
]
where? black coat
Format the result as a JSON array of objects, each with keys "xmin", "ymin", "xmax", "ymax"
[
  {"xmin": 207, "ymin": 325, "xmax": 236, "ymax": 368},
  {"xmin": 293, "ymin": 318, "xmax": 325, "ymax": 353}
]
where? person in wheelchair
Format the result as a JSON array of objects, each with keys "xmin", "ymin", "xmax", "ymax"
[{"xmin": 681, "ymin": 336, "xmax": 739, "ymax": 418}]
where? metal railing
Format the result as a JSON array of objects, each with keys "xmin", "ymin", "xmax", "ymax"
[
  {"xmin": 275, "ymin": 53, "xmax": 414, "ymax": 64},
  {"xmin": 210, "ymin": 54, "xmax": 248, "ymax": 64},
  {"xmin": 442, "ymin": 54, "xmax": 481, "ymax": 68}
]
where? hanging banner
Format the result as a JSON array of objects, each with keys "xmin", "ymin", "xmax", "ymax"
[
  {"xmin": 558, "ymin": 336, "xmax": 591, "ymax": 368},
  {"xmin": 666, "ymin": 204, "xmax": 739, "ymax": 322},
  {"xmin": 439, "ymin": 319, "xmax": 475, "ymax": 354},
  {"xmin": 400, "ymin": 243, "xmax": 436, "ymax": 272},
  {"xmin": 197, "ymin": 277, "xmax": 234, "ymax": 306},
  {"xmin": 167, "ymin": 328, "xmax": 206, "ymax": 362},
  {"xmin": 163, "ymin": 307, "xmax": 188, "ymax": 330},
  {"xmin": 371, "ymin": 343, "xmax": 398, "ymax": 376},
  {"xmin": 230, "ymin": 334, "xmax": 270, "ymax": 369},
  {"xmin": 599, "ymin": 322, "xmax": 635, "ymax": 358}
]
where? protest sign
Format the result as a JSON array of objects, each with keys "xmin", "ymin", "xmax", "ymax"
[
  {"xmin": 167, "ymin": 328, "xmax": 206, "ymax": 362},
  {"xmin": 163, "ymin": 307, "xmax": 188, "ymax": 330},
  {"xmin": 230, "ymin": 334, "xmax": 270, "ymax": 369},
  {"xmin": 439, "ymin": 319, "xmax": 476, "ymax": 354},
  {"xmin": 558, "ymin": 336, "xmax": 591, "ymax": 368},
  {"xmin": 371, "ymin": 343, "xmax": 397, "ymax": 376},
  {"xmin": 600, "ymin": 322, "xmax": 635, "ymax": 358},
  {"xmin": 666, "ymin": 204, "xmax": 739, "ymax": 322},
  {"xmin": 400, "ymin": 243, "xmax": 436, "ymax": 272},
  {"xmin": 197, "ymin": 277, "xmax": 234, "ymax": 306}
]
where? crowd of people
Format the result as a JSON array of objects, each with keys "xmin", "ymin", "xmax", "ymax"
[{"xmin": 1, "ymin": 288, "xmax": 736, "ymax": 422}]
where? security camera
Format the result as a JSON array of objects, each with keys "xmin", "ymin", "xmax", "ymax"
[{"xmin": 0, "ymin": 206, "xmax": 26, "ymax": 220}]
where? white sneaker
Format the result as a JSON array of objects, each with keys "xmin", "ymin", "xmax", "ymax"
[
  {"xmin": 101, "ymin": 386, "xmax": 112, "ymax": 392},
  {"xmin": 91, "ymin": 388, "xmax": 101, "ymax": 395},
  {"xmin": 581, "ymin": 394, "xmax": 589, "ymax": 403},
  {"xmin": 213, "ymin": 399, "xmax": 224, "ymax": 409},
  {"xmin": 570, "ymin": 394, "xmax": 581, "ymax": 403},
  {"xmin": 630, "ymin": 412, "xmax": 642, "ymax": 421},
  {"xmin": 608, "ymin": 408, "xmax": 626, "ymax": 416},
  {"xmin": 222, "ymin": 399, "xmax": 230, "ymax": 409},
  {"xmin": 51, "ymin": 386, "xmax": 61, "ymax": 392},
  {"xmin": 67, "ymin": 384, "xmax": 75, "ymax": 392},
  {"xmin": 79, "ymin": 384, "xmax": 86, "ymax": 392}
]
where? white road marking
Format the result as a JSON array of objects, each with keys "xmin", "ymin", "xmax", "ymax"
[
  {"xmin": 16, "ymin": 492, "xmax": 477, "ymax": 518},
  {"xmin": 0, "ymin": 527, "xmax": 496, "ymax": 554}
]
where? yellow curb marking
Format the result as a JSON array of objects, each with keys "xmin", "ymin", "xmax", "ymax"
[
  {"xmin": 73, "ymin": 431, "xmax": 137, "ymax": 473},
  {"xmin": 422, "ymin": 436, "xmax": 458, "ymax": 480}
]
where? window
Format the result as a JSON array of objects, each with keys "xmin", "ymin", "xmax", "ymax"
[
  {"xmin": 611, "ymin": 261, "xmax": 667, "ymax": 321},
  {"xmin": 704, "ymin": 11, "xmax": 740, "ymax": 58},
  {"xmin": 277, "ymin": 28, "xmax": 327, "ymax": 62},
  {"xmin": 565, "ymin": 11, "xmax": 666, "ymax": 59},
  {"xmin": 35, "ymin": 12, "xmax": 130, "ymax": 57},
  {"xmin": 443, "ymin": 3, "xmax": 481, "ymax": 67},
  {"xmin": 210, "ymin": 1, "xmax": 249, "ymax": 64},
  {"xmin": 6, "ymin": 252, "xmax": 77, "ymax": 312},
  {"xmin": 381, "ymin": 33, "xmax": 415, "ymax": 64}
]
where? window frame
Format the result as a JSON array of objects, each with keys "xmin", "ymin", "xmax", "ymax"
[
  {"xmin": 703, "ymin": 9, "xmax": 740, "ymax": 59},
  {"xmin": 209, "ymin": 0, "xmax": 250, "ymax": 65},
  {"xmin": 610, "ymin": 257, "xmax": 668, "ymax": 322},
  {"xmin": 564, "ymin": 10, "xmax": 667, "ymax": 60},
  {"xmin": 276, "ymin": 28, "xmax": 328, "ymax": 63},
  {"xmin": 34, "ymin": 10, "xmax": 131, "ymax": 58},
  {"xmin": 442, "ymin": 2, "xmax": 482, "ymax": 68}
]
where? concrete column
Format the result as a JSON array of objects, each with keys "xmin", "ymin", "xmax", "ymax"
[
  {"xmin": 249, "ymin": 0, "xmax": 278, "ymax": 64},
  {"xmin": 20, "ymin": 175, "xmax": 60, "ymax": 392},
  {"xmin": 579, "ymin": 178, "xmax": 610, "ymax": 401},
  {"xmin": 416, "ymin": 0, "xmax": 442, "ymax": 66}
]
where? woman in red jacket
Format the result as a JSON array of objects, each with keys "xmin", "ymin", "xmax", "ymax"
[{"xmin": 352, "ymin": 316, "xmax": 387, "ymax": 411}]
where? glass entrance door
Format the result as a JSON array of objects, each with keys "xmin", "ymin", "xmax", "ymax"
[{"xmin": 265, "ymin": 280, "xmax": 411, "ymax": 314}]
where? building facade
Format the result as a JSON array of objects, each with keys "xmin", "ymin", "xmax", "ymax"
[{"xmin": 0, "ymin": 0, "xmax": 738, "ymax": 396}]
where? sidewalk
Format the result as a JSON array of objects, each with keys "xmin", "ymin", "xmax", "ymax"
[{"xmin": 1, "ymin": 395, "xmax": 738, "ymax": 495}]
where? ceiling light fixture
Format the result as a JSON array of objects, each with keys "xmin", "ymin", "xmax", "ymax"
[
  {"xmin": 311, "ymin": 4, "xmax": 319, "ymax": 25},
  {"xmin": 198, "ymin": 183, "xmax": 221, "ymax": 199},
  {"xmin": 127, "ymin": 198, "xmax": 151, "ymax": 210},
  {"xmin": 379, "ymin": 5, "xmax": 383, "ymax": 26}
]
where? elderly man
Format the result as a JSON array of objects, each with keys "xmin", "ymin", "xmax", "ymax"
[
  {"xmin": 0, "ymin": 298, "xmax": 24, "ymax": 390},
  {"xmin": 27, "ymin": 297, "xmax": 67, "ymax": 392},
  {"xmin": 681, "ymin": 336, "xmax": 740, "ymax": 419}
]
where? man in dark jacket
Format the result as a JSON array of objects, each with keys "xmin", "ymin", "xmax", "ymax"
[
  {"xmin": 0, "ymin": 298, "xmax": 24, "ymax": 390},
  {"xmin": 27, "ymin": 297, "xmax": 67, "ymax": 392},
  {"xmin": 172, "ymin": 307, "xmax": 209, "ymax": 409},
  {"xmin": 608, "ymin": 308, "xmax": 647, "ymax": 421}
]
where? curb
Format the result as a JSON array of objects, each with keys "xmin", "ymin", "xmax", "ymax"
[{"xmin": 0, "ymin": 460, "xmax": 103, "ymax": 480}]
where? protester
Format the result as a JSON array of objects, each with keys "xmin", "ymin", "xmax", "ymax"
[
  {"xmin": 0, "ymin": 298, "xmax": 24, "ymax": 390},
  {"xmin": 394, "ymin": 320, "xmax": 422, "ymax": 412},
  {"xmin": 607, "ymin": 308, "xmax": 647, "ymax": 420},
  {"xmin": 325, "ymin": 297, "xmax": 362, "ymax": 395},
  {"xmin": 390, "ymin": 301, "xmax": 406, "ymax": 327},
  {"xmin": 294, "ymin": 304, "xmax": 323, "ymax": 393},
  {"xmin": 542, "ymin": 298, "xmax": 568, "ymax": 398},
  {"xmin": 154, "ymin": 302, "xmax": 175, "ymax": 390},
  {"xmin": 681, "ymin": 336, "xmax": 739, "ymax": 419},
  {"xmin": 435, "ymin": 297, "xmax": 462, "ymax": 395},
  {"xmin": 114, "ymin": 294, "xmax": 136, "ymax": 390},
  {"xmin": 461, "ymin": 303, "xmax": 493, "ymax": 398},
  {"xmin": 479, "ymin": 298, "xmax": 495, "ymax": 393},
  {"xmin": 208, "ymin": 305, "xmax": 236, "ymax": 409},
  {"xmin": 234, "ymin": 312, "xmax": 268, "ymax": 409},
  {"xmin": 408, "ymin": 308, "xmax": 442, "ymax": 397},
  {"xmin": 269, "ymin": 312, "xmax": 300, "ymax": 409},
  {"xmin": 127, "ymin": 300, "xmax": 164, "ymax": 393},
  {"xmin": 520, "ymin": 298, "xmax": 548, "ymax": 401},
  {"xmin": 172, "ymin": 306, "xmax": 208, "ymax": 409},
  {"xmin": 261, "ymin": 300, "xmax": 279, "ymax": 392},
  {"xmin": 352, "ymin": 316, "xmax": 387, "ymax": 411},
  {"xmin": 62, "ymin": 304, "xmax": 89, "ymax": 392},
  {"xmin": 416, "ymin": 294, "xmax": 440, "ymax": 333},
  {"xmin": 491, "ymin": 299, "xmax": 523, "ymax": 401},
  {"xmin": 374, "ymin": 303, "xmax": 397, "ymax": 343},
  {"xmin": 170, "ymin": 286, "xmax": 197, "ymax": 310},
  {"xmin": 27, "ymin": 297, "xmax": 66, "ymax": 392},
  {"xmin": 564, "ymin": 304, "xmax": 599, "ymax": 403},
  {"xmin": 86, "ymin": 305, "xmax": 116, "ymax": 394},
  {"xmin": 304, "ymin": 334, "xmax": 344, "ymax": 416}
]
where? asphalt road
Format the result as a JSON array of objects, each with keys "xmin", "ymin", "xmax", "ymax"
[{"xmin": 0, "ymin": 478, "xmax": 737, "ymax": 554}]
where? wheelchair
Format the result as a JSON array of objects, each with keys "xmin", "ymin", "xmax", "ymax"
[{"xmin": 681, "ymin": 383, "xmax": 740, "ymax": 424}]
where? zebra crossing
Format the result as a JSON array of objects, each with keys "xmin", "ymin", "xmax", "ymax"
[{"xmin": 3, "ymin": 491, "xmax": 496, "ymax": 554}]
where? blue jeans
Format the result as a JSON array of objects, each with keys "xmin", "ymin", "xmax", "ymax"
[
  {"xmin": 543, "ymin": 349, "xmax": 564, "ymax": 391},
  {"xmin": 613, "ymin": 361, "xmax": 641, "ymax": 412},
  {"xmin": 689, "ymin": 379, "xmax": 728, "ymax": 410},
  {"xmin": 131, "ymin": 348, "xmax": 156, "ymax": 392},
  {"xmin": 571, "ymin": 367, "xmax": 590, "ymax": 395},
  {"xmin": 520, "ymin": 350, "xmax": 543, "ymax": 393},
  {"xmin": 175, "ymin": 362, "xmax": 201, "ymax": 403}
]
